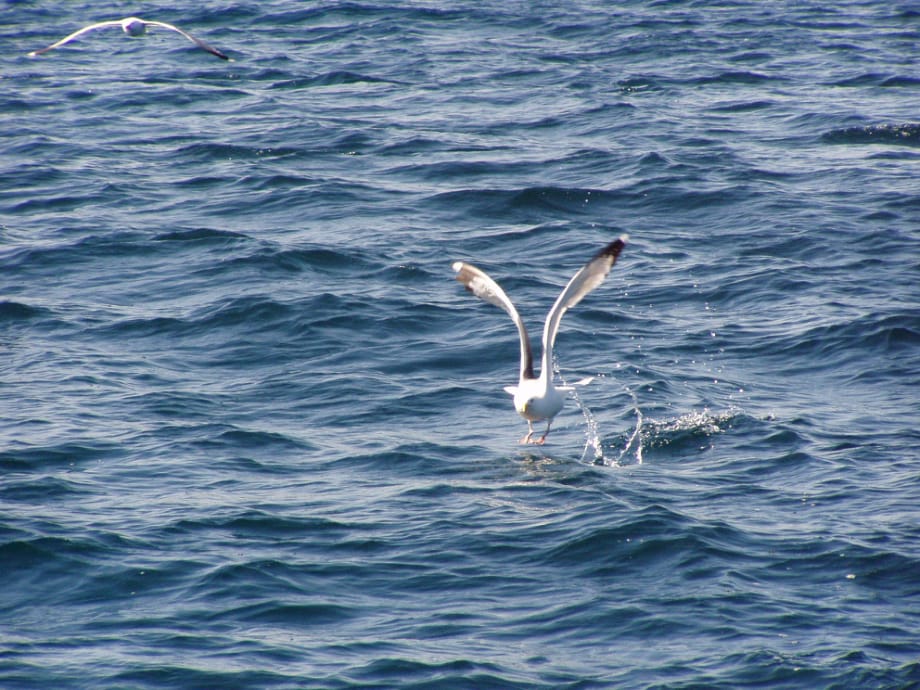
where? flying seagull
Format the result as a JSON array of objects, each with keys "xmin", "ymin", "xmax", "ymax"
[
  {"xmin": 453, "ymin": 236, "xmax": 627, "ymax": 444},
  {"xmin": 27, "ymin": 17, "xmax": 230, "ymax": 60}
]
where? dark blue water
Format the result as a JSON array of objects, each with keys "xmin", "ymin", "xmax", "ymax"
[{"xmin": 3, "ymin": 1, "xmax": 919, "ymax": 687}]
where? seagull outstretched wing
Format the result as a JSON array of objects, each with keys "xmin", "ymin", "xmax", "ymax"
[
  {"xmin": 145, "ymin": 20, "xmax": 230, "ymax": 60},
  {"xmin": 452, "ymin": 261, "xmax": 535, "ymax": 381},
  {"xmin": 542, "ymin": 235, "xmax": 627, "ymax": 358},
  {"xmin": 28, "ymin": 20, "xmax": 123, "ymax": 56}
]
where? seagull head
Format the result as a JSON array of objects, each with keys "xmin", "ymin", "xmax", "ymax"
[
  {"xmin": 514, "ymin": 383, "xmax": 565, "ymax": 422},
  {"xmin": 516, "ymin": 393, "xmax": 551, "ymax": 421},
  {"xmin": 120, "ymin": 18, "xmax": 148, "ymax": 36}
]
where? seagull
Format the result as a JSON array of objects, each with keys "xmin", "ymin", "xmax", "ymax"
[
  {"xmin": 453, "ymin": 236, "xmax": 627, "ymax": 444},
  {"xmin": 27, "ymin": 17, "xmax": 230, "ymax": 60}
]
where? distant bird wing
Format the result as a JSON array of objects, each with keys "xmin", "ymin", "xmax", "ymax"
[
  {"xmin": 453, "ymin": 261, "xmax": 535, "ymax": 382},
  {"xmin": 28, "ymin": 20, "xmax": 123, "ymax": 56},
  {"xmin": 542, "ymin": 235, "xmax": 627, "ymax": 355},
  {"xmin": 144, "ymin": 20, "xmax": 230, "ymax": 60}
]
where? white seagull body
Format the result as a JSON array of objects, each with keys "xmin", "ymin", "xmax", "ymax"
[
  {"xmin": 453, "ymin": 235, "xmax": 627, "ymax": 444},
  {"xmin": 28, "ymin": 17, "xmax": 230, "ymax": 60}
]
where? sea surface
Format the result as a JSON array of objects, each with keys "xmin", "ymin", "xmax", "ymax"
[{"xmin": 2, "ymin": 1, "xmax": 919, "ymax": 688}]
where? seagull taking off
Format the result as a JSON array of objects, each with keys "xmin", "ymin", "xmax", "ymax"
[
  {"xmin": 27, "ymin": 17, "xmax": 230, "ymax": 60},
  {"xmin": 453, "ymin": 236, "xmax": 627, "ymax": 444}
]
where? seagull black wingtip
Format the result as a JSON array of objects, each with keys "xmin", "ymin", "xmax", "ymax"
[{"xmin": 594, "ymin": 234, "xmax": 628, "ymax": 262}]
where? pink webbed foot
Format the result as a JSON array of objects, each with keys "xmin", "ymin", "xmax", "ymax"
[{"xmin": 535, "ymin": 422, "xmax": 552, "ymax": 445}]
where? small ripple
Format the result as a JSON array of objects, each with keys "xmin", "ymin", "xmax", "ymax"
[
  {"xmin": 689, "ymin": 70, "xmax": 779, "ymax": 86},
  {"xmin": 210, "ymin": 600, "xmax": 358, "ymax": 629},
  {"xmin": 153, "ymin": 227, "xmax": 249, "ymax": 244},
  {"xmin": 269, "ymin": 70, "xmax": 402, "ymax": 89}
]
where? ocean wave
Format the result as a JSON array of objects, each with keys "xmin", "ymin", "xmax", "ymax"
[
  {"xmin": 753, "ymin": 312, "xmax": 919, "ymax": 366},
  {"xmin": 0, "ymin": 441, "xmax": 122, "ymax": 472},
  {"xmin": 423, "ymin": 185, "xmax": 635, "ymax": 221},
  {"xmin": 822, "ymin": 123, "xmax": 920, "ymax": 147},
  {"xmin": 0, "ymin": 300, "xmax": 50, "ymax": 321},
  {"xmin": 3, "ymin": 0, "xmax": 918, "ymax": 687}
]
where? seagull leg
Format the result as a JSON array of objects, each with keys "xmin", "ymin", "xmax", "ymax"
[
  {"xmin": 520, "ymin": 421, "xmax": 534, "ymax": 444},
  {"xmin": 536, "ymin": 420, "xmax": 553, "ymax": 445}
]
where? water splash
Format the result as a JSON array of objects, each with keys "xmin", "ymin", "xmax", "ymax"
[
  {"xmin": 639, "ymin": 407, "xmax": 739, "ymax": 453},
  {"xmin": 614, "ymin": 386, "xmax": 644, "ymax": 466},
  {"xmin": 558, "ymin": 363, "xmax": 643, "ymax": 467},
  {"xmin": 571, "ymin": 377, "xmax": 603, "ymax": 465},
  {"xmin": 560, "ymin": 359, "xmax": 742, "ymax": 466}
]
